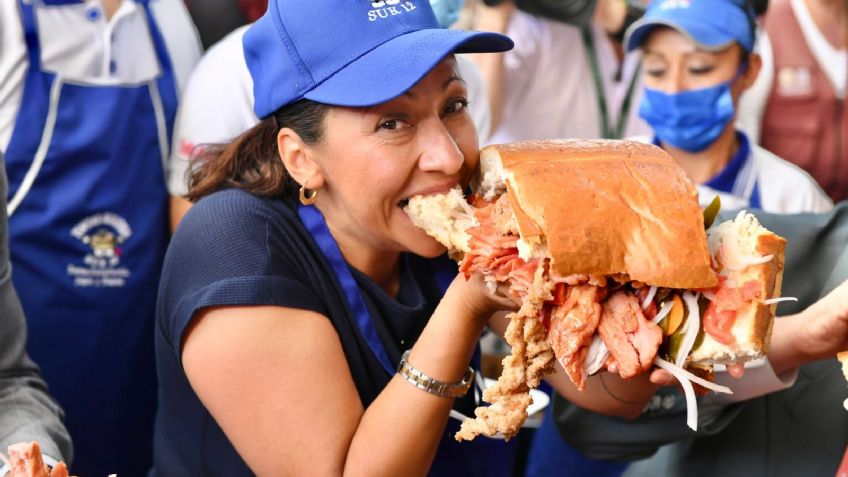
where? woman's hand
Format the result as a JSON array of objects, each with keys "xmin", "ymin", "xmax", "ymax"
[{"xmin": 457, "ymin": 273, "xmax": 520, "ymax": 322}]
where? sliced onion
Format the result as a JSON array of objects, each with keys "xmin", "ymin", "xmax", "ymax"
[
  {"xmin": 707, "ymin": 210, "xmax": 774, "ymax": 272},
  {"xmin": 653, "ymin": 357, "xmax": 734, "ymax": 432},
  {"xmin": 584, "ymin": 334, "xmax": 609, "ymax": 376},
  {"xmin": 651, "ymin": 300, "xmax": 674, "ymax": 325},
  {"xmin": 641, "ymin": 286, "xmax": 657, "ymax": 310},
  {"xmin": 654, "ymin": 357, "xmax": 733, "ymax": 394},
  {"xmin": 654, "ymin": 357, "xmax": 699, "ymax": 431},
  {"xmin": 676, "ymin": 292, "xmax": 702, "ymax": 368},
  {"xmin": 763, "ymin": 297, "xmax": 798, "ymax": 305}
]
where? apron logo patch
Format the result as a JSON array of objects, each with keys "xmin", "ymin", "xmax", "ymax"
[{"xmin": 67, "ymin": 212, "xmax": 132, "ymax": 287}]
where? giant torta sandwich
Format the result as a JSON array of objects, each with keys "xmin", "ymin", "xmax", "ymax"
[{"xmin": 404, "ymin": 139, "xmax": 787, "ymax": 439}]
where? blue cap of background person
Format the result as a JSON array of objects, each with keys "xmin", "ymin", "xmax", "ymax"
[
  {"xmin": 244, "ymin": 0, "xmax": 513, "ymax": 118},
  {"xmin": 624, "ymin": 0, "xmax": 755, "ymax": 54}
]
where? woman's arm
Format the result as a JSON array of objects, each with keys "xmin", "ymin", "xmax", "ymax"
[{"xmin": 181, "ymin": 273, "xmax": 509, "ymax": 476}]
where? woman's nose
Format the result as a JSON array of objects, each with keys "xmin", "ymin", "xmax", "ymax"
[
  {"xmin": 417, "ymin": 122, "xmax": 464, "ymax": 174},
  {"xmin": 663, "ymin": 66, "xmax": 685, "ymax": 94}
]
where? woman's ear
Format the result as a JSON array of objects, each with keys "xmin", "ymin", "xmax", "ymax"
[
  {"xmin": 739, "ymin": 52, "xmax": 763, "ymax": 92},
  {"xmin": 277, "ymin": 127, "xmax": 325, "ymax": 190}
]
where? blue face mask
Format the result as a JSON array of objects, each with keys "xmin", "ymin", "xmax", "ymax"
[
  {"xmin": 430, "ymin": 0, "xmax": 464, "ymax": 28},
  {"xmin": 639, "ymin": 81, "xmax": 736, "ymax": 153}
]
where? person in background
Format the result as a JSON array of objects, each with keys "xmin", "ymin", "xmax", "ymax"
[
  {"xmin": 738, "ymin": 0, "xmax": 848, "ymax": 203},
  {"xmin": 627, "ymin": 0, "xmax": 832, "ymax": 213},
  {"xmin": 0, "ymin": 153, "xmax": 72, "ymax": 477},
  {"xmin": 167, "ymin": 0, "xmax": 492, "ymax": 231},
  {"xmin": 471, "ymin": 0, "xmax": 651, "ymax": 146},
  {"xmin": 151, "ymin": 0, "xmax": 691, "ymax": 474},
  {"xmin": 0, "ymin": 1, "xmax": 201, "ymax": 475}
]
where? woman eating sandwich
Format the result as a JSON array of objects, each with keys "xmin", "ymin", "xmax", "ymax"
[
  {"xmin": 150, "ymin": 1, "xmax": 683, "ymax": 475},
  {"xmin": 627, "ymin": 0, "xmax": 832, "ymax": 214}
]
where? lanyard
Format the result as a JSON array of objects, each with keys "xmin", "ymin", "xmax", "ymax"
[
  {"xmin": 298, "ymin": 204, "xmax": 482, "ymax": 383},
  {"xmin": 298, "ymin": 204, "xmax": 397, "ymax": 375},
  {"xmin": 581, "ymin": 27, "xmax": 641, "ymax": 140}
]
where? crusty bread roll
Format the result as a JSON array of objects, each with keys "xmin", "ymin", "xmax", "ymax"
[{"xmin": 476, "ymin": 140, "xmax": 717, "ymax": 290}]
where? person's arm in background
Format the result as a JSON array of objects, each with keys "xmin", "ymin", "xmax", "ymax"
[
  {"xmin": 0, "ymin": 155, "xmax": 72, "ymax": 474},
  {"xmin": 167, "ymin": 26, "xmax": 260, "ymax": 233},
  {"xmin": 553, "ymin": 203, "xmax": 848, "ymax": 460}
]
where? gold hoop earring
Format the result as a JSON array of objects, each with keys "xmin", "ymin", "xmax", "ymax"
[{"xmin": 299, "ymin": 185, "xmax": 318, "ymax": 205}]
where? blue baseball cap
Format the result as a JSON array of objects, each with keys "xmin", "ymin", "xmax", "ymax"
[
  {"xmin": 624, "ymin": 0, "xmax": 756, "ymax": 54},
  {"xmin": 244, "ymin": 0, "xmax": 513, "ymax": 118}
]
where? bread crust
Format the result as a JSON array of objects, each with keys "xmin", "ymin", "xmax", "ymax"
[
  {"xmin": 482, "ymin": 139, "xmax": 717, "ymax": 289},
  {"xmin": 689, "ymin": 231, "xmax": 786, "ymax": 365}
]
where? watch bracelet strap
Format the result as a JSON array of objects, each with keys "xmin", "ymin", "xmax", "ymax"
[{"xmin": 397, "ymin": 349, "xmax": 475, "ymax": 399}]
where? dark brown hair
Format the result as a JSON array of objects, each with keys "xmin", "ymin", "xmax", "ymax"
[{"xmin": 186, "ymin": 99, "xmax": 330, "ymax": 202}]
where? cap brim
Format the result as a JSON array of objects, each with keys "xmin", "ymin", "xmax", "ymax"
[
  {"xmin": 624, "ymin": 18, "xmax": 736, "ymax": 53},
  {"xmin": 304, "ymin": 29, "xmax": 512, "ymax": 107}
]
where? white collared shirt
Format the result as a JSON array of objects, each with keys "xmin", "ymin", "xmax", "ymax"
[{"xmin": 0, "ymin": 0, "xmax": 202, "ymax": 152}]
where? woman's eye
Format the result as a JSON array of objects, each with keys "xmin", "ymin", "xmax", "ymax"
[
  {"xmin": 688, "ymin": 65, "xmax": 715, "ymax": 75},
  {"xmin": 645, "ymin": 68, "xmax": 666, "ymax": 78},
  {"xmin": 444, "ymin": 98, "xmax": 469, "ymax": 114},
  {"xmin": 378, "ymin": 118, "xmax": 410, "ymax": 130}
]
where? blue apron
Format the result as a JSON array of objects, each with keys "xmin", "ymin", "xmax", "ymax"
[
  {"xmin": 298, "ymin": 204, "xmax": 517, "ymax": 476},
  {"xmin": 4, "ymin": 2, "xmax": 176, "ymax": 475}
]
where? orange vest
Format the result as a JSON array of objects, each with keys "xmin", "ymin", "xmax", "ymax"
[{"xmin": 762, "ymin": 0, "xmax": 848, "ymax": 203}]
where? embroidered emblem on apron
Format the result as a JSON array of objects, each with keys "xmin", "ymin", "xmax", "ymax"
[{"xmin": 68, "ymin": 212, "xmax": 132, "ymax": 287}]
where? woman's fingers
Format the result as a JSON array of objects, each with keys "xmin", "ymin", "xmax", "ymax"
[
  {"xmin": 649, "ymin": 369, "xmax": 677, "ymax": 386},
  {"xmin": 726, "ymin": 363, "xmax": 745, "ymax": 378}
]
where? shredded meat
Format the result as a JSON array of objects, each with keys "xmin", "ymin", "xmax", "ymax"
[
  {"xmin": 597, "ymin": 291, "xmax": 663, "ymax": 379},
  {"xmin": 456, "ymin": 239, "xmax": 555, "ymax": 441}
]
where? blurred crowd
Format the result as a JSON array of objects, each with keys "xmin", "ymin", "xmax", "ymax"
[{"xmin": 0, "ymin": 0, "xmax": 846, "ymax": 476}]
